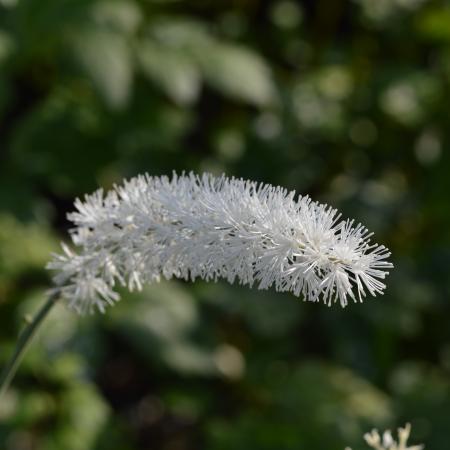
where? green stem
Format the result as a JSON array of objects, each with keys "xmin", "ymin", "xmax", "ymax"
[{"xmin": 0, "ymin": 293, "xmax": 59, "ymax": 401}]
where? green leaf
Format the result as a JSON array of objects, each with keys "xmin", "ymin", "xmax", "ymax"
[
  {"xmin": 69, "ymin": 28, "xmax": 133, "ymax": 109},
  {"xmin": 50, "ymin": 382, "xmax": 110, "ymax": 450},
  {"xmin": 0, "ymin": 30, "xmax": 14, "ymax": 64},
  {"xmin": 110, "ymin": 283, "xmax": 217, "ymax": 375},
  {"xmin": 149, "ymin": 19, "xmax": 276, "ymax": 106},
  {"xmin": 417, "ymin": 6, "xmax": 450, "ymax": 42},
  {"xmin": 90, "ymin": 0, "xmax": 142, "ymax": 34},
  {"xmin": 137, "ymin": 39, "xmax": 201, "ymax": 105},
  {"xmin": 0, "ymin": 214, "xmax": 57, "ymax": 281},
  {"xmin": 196, "ymin": 42, "xmax": 276, "ymax": 107}
]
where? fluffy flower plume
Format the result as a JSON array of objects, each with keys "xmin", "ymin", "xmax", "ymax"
[{"xmin": 47, "ymin": 172, "xmax": 392, "ymax": 314}]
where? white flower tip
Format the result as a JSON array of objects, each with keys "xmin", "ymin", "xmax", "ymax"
[{"xmin": 361, "ymin": 423, "xmax": 423, "ymax": 450}]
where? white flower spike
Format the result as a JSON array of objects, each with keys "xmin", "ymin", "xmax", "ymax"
[
  {"xmin": 362, "ymin": 423, "xmax": 424, "ymax": 450},
  {"xmin": 47, "ymin": 172, "xmax": 392, "ymax": 314}
]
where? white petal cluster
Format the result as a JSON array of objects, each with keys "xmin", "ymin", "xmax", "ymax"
[
  {"xmin": 47, "ymin": 172, "xmax": 392, "ymax": 314},
  {"xmin": 362, "ymin": 423, "xmax": 424, "ymax": 450}
]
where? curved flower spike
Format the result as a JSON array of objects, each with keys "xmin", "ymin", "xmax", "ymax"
[{"xmin": 47, "ymin": 172, "xmax": 392, "ymax": 314}]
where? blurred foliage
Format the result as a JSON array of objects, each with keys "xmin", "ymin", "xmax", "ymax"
[{"xmin": 1, "ymin": 0, "xmax": 450, "ymax": 449}]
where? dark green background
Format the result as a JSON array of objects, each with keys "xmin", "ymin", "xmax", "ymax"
[{"xmin": 1, "ymin": 0, "xmax": 449, "ymax": 449}]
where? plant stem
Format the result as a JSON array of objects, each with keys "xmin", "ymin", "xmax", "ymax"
[{"xmin": 0, "ymin": 293, "xmax": 59, "ymax": 401}]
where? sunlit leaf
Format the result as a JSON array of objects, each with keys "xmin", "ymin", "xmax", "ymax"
[
  {"xmin": 0, "ymin": 30, "xmax": 14, "ymax": 64},
  {"xmin": 69, "ymin": 28, "xmax": 133, "ymax": 109},
  {"xmin": 137, "ymin": 39, "xmax": 201, "ymax": 105},
  {"xmin": 149, "ymin": 19, "xmax": 276, "ymax": 106},
  {"xmin": 417, "ymin": 6, "xmax": 450, "ymax": 41},
  {"xmin": 91, "ymin": 0, "xmax": 142, "ymax": 34},
  {"xmin": 196, "ymin": 41, "xmax": 276, "ymax": 106}
]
